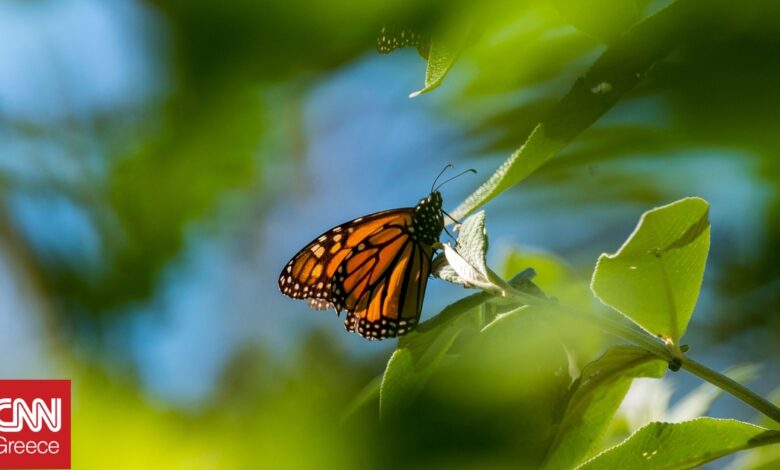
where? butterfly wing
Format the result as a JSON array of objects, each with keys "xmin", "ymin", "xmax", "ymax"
[
  {"xmin": 339, "ymin": 240, "xmax": 433, "ymax": 340},
  {"xmin": 278, "ymin": 208, "xmax": 414, "ymax": 305},
  {"xmin": 279, "ymin": 208, "xmax": 436, "ymax": 340}
]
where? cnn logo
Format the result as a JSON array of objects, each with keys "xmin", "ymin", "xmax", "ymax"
[
  {"xmin": 0, "ymin": 380, "xmax": 70, "ymax": 469},
  {"xmin": 0, "ymin": 398, "xmax": 61, "ymax": 433}
]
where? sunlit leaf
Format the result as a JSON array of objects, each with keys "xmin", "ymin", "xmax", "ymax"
[
  {"xmin": 591, "ymin": 197, "xmax": 710, "ymax": 341},
  {"xmin": 433, "ymin": 211, "xmax": 496, "ymax": 290},
  {"xmin": 451, "ymin": 0, "xmax": 695, "ymax": 220},
  {"xmin": 451, "ymin": 124, "xmax": 566, "ymax": 220},
  {"xmin": 578, "ymin": 418, "xmax": 780, "ymax": 469},
  {"xmin": 380, "ymin": 348, "xmax": 419, "ymax": 419},
  {"xmin": 453, "ymin": 211, "xmax": 488, "ymax": 274},
  {"xmin": 440, "ymin": 243, "xmax": 494, "ymax": 290},
  {"xmin": 542, "ymin": 345, "xmax": 666, "ymax": 470},
  {"xmin": 409, "ymin": 22, "xmax": 480, "ymax": 97}
]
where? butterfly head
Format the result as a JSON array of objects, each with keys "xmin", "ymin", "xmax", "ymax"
[{"xmin": 413, "ymin": 191, "xmax": 444, "ymax": 245}]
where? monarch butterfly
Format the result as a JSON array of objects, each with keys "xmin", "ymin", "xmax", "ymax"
[{"xmin": 278, "ymin": 167, "xmax": 473, "ymax": 340}]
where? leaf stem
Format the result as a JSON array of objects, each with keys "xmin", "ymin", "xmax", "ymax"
[
  {"xmin": 680, "ymin": 356, "xmax": 780, "ymax": 423},
  {"xmin": 552, "ymin": 304, "xmax": 780, "ymax": 423},
  {"xmin": 555, "ymin": 304, "xmax": 672, "ymax": 361},
  {"xmin": 439, "ymin": 253, "xmax": 780, "ymax": 422}
]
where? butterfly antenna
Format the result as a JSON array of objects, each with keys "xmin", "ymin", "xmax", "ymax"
[
  {"xmin": 443, "ymin": 225, "xmax": 456, "ymax": 242},
  {"xmin": 441, "ymin": 209, "xmax": 462, "ymax": 225},
  {"xmin": 430, "ymin": 164, "xmax": 454, "ymax": 193},
  {"xmin": 434, "ymin": 168, "xmax": 477, "ymax": 192}
]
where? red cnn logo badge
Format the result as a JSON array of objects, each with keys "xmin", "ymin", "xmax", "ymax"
[{"xmin": 0, "ymin": 380, "xmax": 70, "ymax": 469}]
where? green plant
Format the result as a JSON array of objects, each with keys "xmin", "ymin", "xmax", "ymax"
[{"xmin": 366, "ymin": 0, "xmax": 780, "ymax": 467}]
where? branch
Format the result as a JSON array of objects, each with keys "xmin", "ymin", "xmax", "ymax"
[
  {"xmin": 551, "ymin": 303, "xmax": 780, "ymax": 423},
  {"xmin": 681, "ymin": 356, "xmax": 780, "ymax": 423}
]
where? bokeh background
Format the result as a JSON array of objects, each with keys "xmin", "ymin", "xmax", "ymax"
[{"xmin": 0, "ymin": 0, "xmax": 778, "ymax": 468}]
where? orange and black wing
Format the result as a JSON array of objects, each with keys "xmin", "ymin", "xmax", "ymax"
[
  {"xmin": 337, "ymin": 236, "xmax": 433, "ymax": 340},
  {"xmin": 278, "ymin": 208, "xmax": 434, "ymax": 340},
  {"xmin": 279, "ymin": 208, "xmax": 414, "ymax": 305}
]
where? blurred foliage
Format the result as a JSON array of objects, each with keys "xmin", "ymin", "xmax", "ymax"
[
  {"xmin": 1, "ymin": 0, "xmax": 780, "ymax": 468},
  {"xmin": 376, "ymin": 201, "xmax": 778, "ymax": 467},
  {"xmin": 377, "ymin": 307, "xmax": 574, "ymax": 468},
  {"xmin": 73, "ymin": 334, "xmax": 377, "ymax": 470},
  {"xmin": 1, "ymin": 0, "xmax": 776, "ymax": 337},
  {"xmin": 1, "ymin": 0, "xmax": 469, "ymax": 313},
  {"xmin": 541, "ymin": 346, "xmax": 666, "ymax": 469},
  {"xmin": 449, "ymin": 0, "xmax": 780, "ymax": 341}
]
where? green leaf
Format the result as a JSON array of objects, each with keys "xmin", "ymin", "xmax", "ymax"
[
  {"xmin": 409, "ymin": 22, "xmax": 479, "ymax": 98},
  {"xmin": 409, "ymin": 39, "xmax": 462, "ymax": 97},
  {"xmin": 402, "ymin": 287, "xmax": 489, "ymax": 341},
  {"xmin": 501, "ymin": 248, "xmax": 593, "ymax": 307},
  {"xmin": 480, "ymin": 304, "xmax": 530, "ymax": 333},
  {"xmin": 451, "ymin": 124, "xmax": 566, "ymax": 220},
  {"xmin": 451, "ymin": 0, "xmax": 698, "ymax": 220},
  {"xmin": 436, "ymin": 307, "xmax": 572, "ymax": 467},
  {"xmin": 380, "ymin": 292, "xmax": 487, "ymax": 419},
  {"xmin": 543, "ymin": 346, "xmax": 666, "ymax": 470},
  {"xmin": 730, "ymin": 390, "xmax": 780, "ymax": 469},
  {"xmin": 430, "ymin": 250, "xmax": 463, "ymax": 286},
  {"xmin": 439, "ymin": 244, "xmax": 496, "ymax": 291},
  {"xmin": 591, "ymin": 197, "xmax": 710, "ymax": 342},
  {"xmin": 400, "ymin": 302, "xmax": 481, "ymax": 376},
  {"xmin": 453, "ymin": 211, "xmax": 489, "ymax": 274},
  {"xmin": 379, "ymin": 349, "xmax": 419, "ymax": 420},
  {"xmin": 577, "ymin": 418, "xmax": 780, "ymax": 469},
  {"xmin": 434, "ymin": 211, "xmax": 497, "ymax": 290},
  {"xmin": 381, "ymin": 269, "xmax": 546, "ymax": 419},
  {"xmin": 500, "ymin": 250, "xmax": 604, "ymax": 360}
]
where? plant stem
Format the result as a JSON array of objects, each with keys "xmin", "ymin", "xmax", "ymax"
[
  {"xmin": 552, "ymin": 303, "xmax": 780, "ymax": 423},
  {"xmin": 554, "ymin": 304, "xmax": 671, "ymax": 360},
  {"xmin": 681, "ymin": 356, "xmax": 780, "ymax": 423},
  {"xmin": 452, "ymin": 263, "xmax": 780, "ymax": 423}
]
